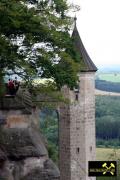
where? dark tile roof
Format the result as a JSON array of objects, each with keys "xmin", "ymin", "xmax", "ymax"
[{"xmin": 72, "ymin": 22, "xmax": 97, "ymax": 72}]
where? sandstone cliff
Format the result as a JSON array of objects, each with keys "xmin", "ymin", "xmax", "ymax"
[{"xmin": 0, "ymin": 95, "xmax": 60, "ymax": 180}]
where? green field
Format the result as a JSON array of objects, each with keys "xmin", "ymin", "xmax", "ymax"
[
  {"xmin": 96, "ymin": 148, "xmax": 120, "ymax": 161},
  {"xmin": 97, "ymin": 73, "xmax": 120, "ymax": 82}
]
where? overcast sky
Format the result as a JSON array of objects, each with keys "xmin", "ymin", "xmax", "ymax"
[{"xmin": 68, "ymin": 0, "xmax": 120, "ymax": 68}]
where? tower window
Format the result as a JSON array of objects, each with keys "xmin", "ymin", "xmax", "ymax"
[
  {"xmin": 75, "ymin": 94, "xmax": 79, "ymax": 101},
  {"xmin": 76, "ymin": 147, "xmax": 80, "ymax": 154},
  {"xmin": 90, "ymin": 146, "xmax": 92, "ymax": 152}
]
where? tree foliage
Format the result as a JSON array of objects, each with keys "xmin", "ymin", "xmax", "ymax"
[
  {"xmin": 40, "ymin": 108, "xmax": 58, "ymax": 162},
  {"xmin": 96, "ymin": 80, "xmax": 120, "ymax": 93},
  {"xmin": 96, "ymin": 96, "xmax": 120, "ymax": 145},
  {"xmin": 0, "ymin": 0, "xmax": 80, "ymax": 89}
]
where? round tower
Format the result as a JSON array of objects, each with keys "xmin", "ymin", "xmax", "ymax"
[{"xmin": 59, "ymin": 19, "xmax": 97, "ymax": 180}]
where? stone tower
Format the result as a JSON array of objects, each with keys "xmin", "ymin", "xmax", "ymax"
[{"xmin": 59, "ymin": 20, "xmax": 97, "ymax": 180}]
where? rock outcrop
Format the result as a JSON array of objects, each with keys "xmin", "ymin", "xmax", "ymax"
[{"xmin": 0, "ymin": 95, "xmax": 60, "ymax": 180}]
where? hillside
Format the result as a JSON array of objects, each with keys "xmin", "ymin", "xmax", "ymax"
[{"xmin": 95, "ymin": 89, "xmax": 120, "ymax": 96}]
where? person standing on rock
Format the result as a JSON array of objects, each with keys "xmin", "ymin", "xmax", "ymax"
[
  {"xmin": 8, "ymin": 79, "xmax": 15, "ymax": 95},
  {"xmin": 14, "ymin": 77, "xmax": 20, "ymax": 94}
]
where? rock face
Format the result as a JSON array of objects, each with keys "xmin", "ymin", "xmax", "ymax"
[
  {"xmin": 0, "ymin": 96, "xmax": 60, "ymax": 180},
  {"xmin": 0, "ymin": 128, "xmax": 47, "ymax": 159},
  {"xmin": 0, "ymin": 127, "xmax": 60, "ymax": 180}
]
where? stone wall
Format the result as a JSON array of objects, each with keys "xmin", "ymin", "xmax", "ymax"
[{"xmin": 59, "ymin": 72, "xmax": 96, "ymax": 180}]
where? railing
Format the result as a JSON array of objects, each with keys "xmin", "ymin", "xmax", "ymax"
[{"xmin": 15, "ymin": 87, "xmax": 34, "ymax": 113}]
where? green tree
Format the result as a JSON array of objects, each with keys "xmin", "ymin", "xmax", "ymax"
[
  {"xmin": 0, "ymin": 0, "xmax": 80, "ymax": 89},
  {"xmin": 40, "ymin": 108, "xmax": 59, "ymax": 163},
  {"xmin": 96, "ymin": 96, "xmax": 120, "ymax": 146}
]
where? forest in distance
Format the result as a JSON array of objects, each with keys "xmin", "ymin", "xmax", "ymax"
[
  {"xmin": 95, "ymin": 72, "xmax": 120, "ymax": 92},
  {"xmin": 95, "ymin": 80, "xmax": 120, "ymax": 93},
  {"xmin": 96, "ymin": 96, "xmax": 120, "ymax": 147}
]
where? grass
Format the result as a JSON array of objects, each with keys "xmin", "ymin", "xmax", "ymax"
[
  {"xmin": 96, "ymin": 148, "xmax": 120, "ymax": 161},
  {"xmin": 97, "ymin": 73, "xmax": 120, "ymax": 83}
]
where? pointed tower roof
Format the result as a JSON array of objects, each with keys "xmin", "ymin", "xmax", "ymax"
[{"xmin": 72, "ymin": 19, "xmax": 97, "ymax": 72}]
